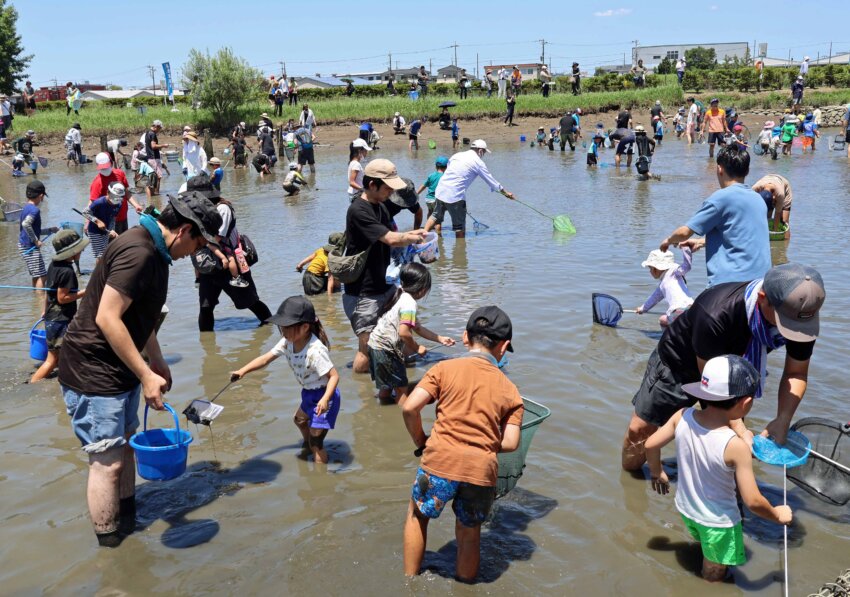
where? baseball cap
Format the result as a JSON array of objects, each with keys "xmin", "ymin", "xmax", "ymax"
[
  {"xmin": 710, "ymin": 98, "xmax": 719, "ymax": 104},
  {"xmin": 267, "ymin": 295, "xmax": 316, "ymax": 327},
  {"xmin": 363, "ymin": 159, "xmax": 406, "ymax": 190},
  {"xmin": 184, "ymin": 172, "xmax": 221, "ymax": 201},
  {"xmin": 95, "ymin": 152, "xmax": 112, "ymax": 170},
  {"xmin": 152, "ymin": 119, "xmax": 163, "ymax": 127},
  {"xmin": 26, "ymin": 180, "xmax": 47, "ymax": 198},
  {"xmin": 763, "ymin": 263, "xmax": 825, "ymax": 342},
  {"xmin": 167, "ymin": 191, "xmax": 222, "ymax": 246},
  {"xmin": 352, "ymin": 138, "xmax": 373, "ymax": 151},
  {"xmin": 682, "ymin": 355, "xmax": 759, "ymax": 401},
  {"xmin": 470, "ymin": 139, "xmax": 490, "ymax": 153},
  {"xmin": 208, "ymin": 157, "xmax": 221, "ymax": 165},
  {"xmin": 435, "ymin": 156, "xmax": 449, "ymax": 168},
  {"xmin": 466, "ymin": 306, "xmax": 514, "ymax": 352}
]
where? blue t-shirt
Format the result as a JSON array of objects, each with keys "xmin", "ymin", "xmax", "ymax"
[
  {"xmin": 423, "ymin": 171, "xmax": 443, "ymax": 201},
  {"xmin": 210, "ymin": 168, "xmax": 223, "ymax": 188},
  {"xmin": 410, "ymin": 120, "xmax": 422, "ymax": 136},
  {"xmin": 19, "ymin": 203, "xmax": 41, "ymax": 248},
  {"xmin": 803, "ymin": 121, "xmax": 817, "ymax": 137},
  {"xmin": 359, "ymin": 122, "xmax": 373, "ymax": 133},
  {"xmin": 588, "ymin": 140, "xmax": 599, "ymax": 156},
  {"xmin": 451, "ymin": 121, "xmax": 459, "ymax": 137},
  {"xmin": 87, "ymin": 196, "xmax": 119, "ymax": 234},
  {"xmin": 686, "ymin": 183, "xmax": 771, "ymax": 286}
]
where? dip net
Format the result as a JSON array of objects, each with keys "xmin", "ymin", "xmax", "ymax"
[
  {"xmin": 592, "ymin": 293, "xmax": 624, "ymax": 327},
  {"xmin": 807, "ymin": 569, "xmax": 850, "ymax": 597},
  {"xmin": 787, "ymin": 418, "xmax": 850, "ymax": 506},
  {"xmin": 496, "ymin": 397, "xmax": 551, "ymax": 499}
]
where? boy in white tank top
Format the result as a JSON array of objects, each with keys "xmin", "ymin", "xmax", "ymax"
[{"xmin": 645, "ymin": 355, "xmax": 793, "ymax": 582}]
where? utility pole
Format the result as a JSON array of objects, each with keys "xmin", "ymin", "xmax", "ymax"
[
  {"xmin": 452, "ymin": 41, "xmax": 458, "ymax": 67},
  {"xmin": 388, "ymin": 52, "xmax": 392, "ymax": 73},
  {"xmin": 280, "ymin": 60, "xmax": 285, "ymax": 79},
  {"xmin": 148, "ymin": 65, "xmax": 156, "ymax": 94},
  {"xmin": 429, "ymin": 58, "xmax": 432, "ymax": 75},
  {"xmin": 829, "ymin": 41, "xmax": 833, "ymax": 64},
  {"xmin": 538, "ymin": 39, "xmax": 548, "ymax": 65},
  {"xmin": 476, "ymin": 53, "xmax": 479, "ymax": 79},
  {"xmin": 631, "ymin": 40, "xmax": 639, "ymax": 66}
]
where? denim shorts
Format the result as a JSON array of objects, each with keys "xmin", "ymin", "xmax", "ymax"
[
  {"xmin": 411, "ymin": 467, "xmax": 495, "ymax": 528},
  {"xmin": 62, "ymin": 385, "xmax": 141, "ymax": 453}
]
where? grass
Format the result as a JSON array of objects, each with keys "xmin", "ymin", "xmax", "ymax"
[{"xmin": 691, "ymin": 88, "xmax": 850, "ymax": 111}]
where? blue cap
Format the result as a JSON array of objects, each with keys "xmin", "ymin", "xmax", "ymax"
[
  {"xmin": 805, "ymin": 113, "xmax": 813, "ymax": 120},
  {"xmin": 435, "ymin": 156, "xmax": 449, "ymax": 167}
]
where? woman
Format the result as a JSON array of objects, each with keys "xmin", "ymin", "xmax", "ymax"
[
  {"xmin": 571, "ymin": 62, "xmax": 581, "ymax": 95},
  {"xmin": 347, "ymin": 139, "xmax": 371, "ymax": 202},
  {"xmin": 288, "ymin": 77, "xmax": 298, "ymax": 105},
  {"xmin": 182, "ymin": 130, "xmax": 208, "ymax": 180},
  {"xmin": 511, "ymin": 66, "xmax": 522, "ymax": 96},
  {"xmin": 504, "ymin": 89, "xmax": 516, "ymax": 126},
  {"xmin": 458, "ymin": 69, "xmax": 469, "ymax": 100}
]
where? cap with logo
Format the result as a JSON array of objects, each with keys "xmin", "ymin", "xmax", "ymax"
[
  {"xmin": 763, "ymin": 263, "xmax": 825, "ymax": 342},
  {"xmin": 267, "ymin": 295, "xmax": 316, "ymax": 327},
  {"xmin": 682, "ymin": 355, "xmax": 759, "ymax": 401},
  {"xmin": 466, "ymin": 305, "xmax": 514, "ymax": 352},
  {"xmin": 363, "ymin": 159, "xmax": 406, "ymax": 190}
]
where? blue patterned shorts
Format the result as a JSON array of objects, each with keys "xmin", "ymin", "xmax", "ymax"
[{"xmin": 411, "ymin": 467, "xmax": 495, "ymax": 528}]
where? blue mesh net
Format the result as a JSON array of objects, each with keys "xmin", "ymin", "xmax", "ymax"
[
  {"xmin": 592, "ymin": 293, "xmax": 624, "ymax": 327},
  {"xmin": 752, "ymin": 430, "xmax": 811, "ymax": 468}
]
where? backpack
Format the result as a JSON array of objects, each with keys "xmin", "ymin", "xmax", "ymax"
[{"xmin": 636, "ymin": 155, "xmax": 650, "ymax": 175}]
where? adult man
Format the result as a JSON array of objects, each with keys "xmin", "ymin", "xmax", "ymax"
[
  {"xmin": 686, "ymin": 96, "xmax": 699, "ymax": 144},
  {"xmin": 145, "ymin": 120, "xmax": 170, "ymax": 195},
  {"xmin": 497, "ymin": 67, "xmax": 507, "ymax": 98},
  {"xmin": 90, "ymin": 152, "xmax": 142, "ymax": 235},
  {"xmin": 630, "ymin": 59, "xmax": 647, "ymax": 87},
  {"xmin": 484, "ymin": 69, "xmax": 494, "ymax": 98},
  {"xmin": 423, "ymin": 140, "xmax": 515, "ymax": 239},
  {"xmin": 343, "ymin": 159, "xmax": 426, "ymax": 373},
  {"xmin": 539, "ymin": 64, "xmax": 552, "ymax": 98},
  {"xmin": 675, "ymin": 57, "xmax": 686, "ymax": 85},
  {"xmin": 22, "ymin": 81, "xmax": 36, "ymax": 116},
  {"xmin": 615, "ymin": 107, "xmax": 632, "ymax": 130},
  {"xmin": 752, "ymin": 174, "xmax": 793, "ymax": 239},
  {"xmin": 299, "ymin": 104, "xmax": 316, "ymax": 130},
  {"xmin": 622, "ymin": 263, "xmax": 825, "ymax": 471},
  {"xmin": 417, "ymin": 66, "xmax": 430, "ymax": 97},
  {"xmin": 558, "ymin": 111, "xmax": 576, "ymax": 151},
  {"xmin": 458, "ymin": 69, "xmax": 469, "ymax": 100},
  {"xmin": 791, "ymin": 76, "xmax": 804, "ymax": 106},
  {"xmin": 700, "ymin": 98, "xmax": 728, "ymax": 158},
  {"xmin": 106, "ymin": 138, "xmax": 128, "ymax": 169},
  {"xmin": 392, "ymin": 112, "xmax": 406, "ymax": 134},
  {"xmin": 842, "ymin": 103, "xmax": 850, "ymax": 158},
  {"xmin": 258, "ymin": 126, "xmax": 277, "ymax": 168},
  {"xmin": 799, "ymin": 56, "xmax": 810, "ymax": 77},
  {"xmin": 571, "ymin": 62, "xmax": 581, "ymax": 95},
  {"xmin": 660, "ymin": 145, "xmax": 770, "ymax": 286},
  {"xmin": 59, "ymin": 193, "xmax": 222, "ymax": 547},
  {"xmin": 650, "ymin": 100, "xmax": 666, "ymax": 122},
  {"xmin": 614, "ymin": 128, "xmax": 635, "ymax": 168},
  {"xmin": 1, "ymin": 93, "xmax": 14, "ymax": 131},
  {"xmin": 295, "ymin": 125, "xmax": 316, "ymax": 173}
]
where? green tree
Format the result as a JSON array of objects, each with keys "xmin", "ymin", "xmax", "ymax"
[
  {"xmin": 182, "ymin": 47, "xmax": 260, "ymax": 127},
  {"xmin": 0, "ymin": 1, "xmax": 33, "ymax": 95},
  {"xmin": 656, "ymin": 57, "xmax": 674, "ymax": 75},
  {"xmin": 684, "ymin": 47, "xmax": 717, "ymax": 70}
]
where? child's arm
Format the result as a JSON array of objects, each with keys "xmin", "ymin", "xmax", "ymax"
[
  {"xmin": 415, "ymin": 184, "xmax": 427, "ymax": 196},
  {"xmin": 212, "ymin": 245, "xmax": 230, "ymax": 267},
  {"xmin": 675, "ymin": 246, "xmax": 693, "ymax": 277},
  {"xmin": 296, "ymin": 251, "xmax": 317, "ymax": 272},
  {"xmin": 326, "ymin": 273, "xmax": 336, "ymax": 296},
  {"xmin": 57, "ymin": 286, "xmax": 85, "ymax": 304},
  {"xmin": 645, "ymin": 409, "xmax": 683, "ymax": 495},
  {"xmin": 402, "ymin": 386, "xmax": 433, "ymax": 450},
  {"xmin": 637, "ymin": 286, "xmax": 664, "ymax": 314},
  {"xmin": 412, "ymin": 322, "xmax": 455, "ymax": 348},
  {"xmin": 230, "ymin": 350, "xmax": 279, "ymax": 380},
  {"xmin": 399, "ymin": 323, "xmax": 424, "ymax": 356},
  {"xmin": 314, "ymin": 367, "xmax": 339, "ymax": 415},
  {"xmin": 728, "ymin": 438, "xmax": 793, "ymax": 524},
  {"xmin": 501, "ymin": 424, "xmax": 521, "ymax": 453}
]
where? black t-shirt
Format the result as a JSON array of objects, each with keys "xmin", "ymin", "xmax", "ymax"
[
  {"xmin": 44, "ymin": 261, "xmax": 79, "ymax": 322},
  {"xmin": 559, "ymin": 115, "xmax": 574, "ymax": 134},
  {"xmin": 260, "ymin": 133, "xmax": 275, "ymax": 155},
  {"xmin": 16, "ymin": 137, "xmax": 34, "ymax": 155},
  {"xmin": 145, "ymin": 130, "xmax": 160, "ymax": 160},
  {"xmin": 659, "ymin": 282, "xmax": 815, "ymax": 383},
  {"xmin": 234, "ymin": 139, "xmax": 246, "ymax": 156},
  {"xmin": 58, "ymin": 226, "xmax": 169, "ymax": 395},
  {"xmin": 616, "ymin": 111, "xmax": 631, "ymax": 128},
  {"xmin": 344, "ymin": 198, "xmax": 392, "ymax": 297},
  {"xmin": 252, "ymin": 153, "xmax": 269, "ymax": 168},
  {"xmin": 650, "ymin": 106, "xmax": 662, "ymax": 118}
]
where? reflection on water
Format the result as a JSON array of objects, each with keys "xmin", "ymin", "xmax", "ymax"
[{"xmin": 1, "ymin": 132, "xmax": 849, "ymax": 594}]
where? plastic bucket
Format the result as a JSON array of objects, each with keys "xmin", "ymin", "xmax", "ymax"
[
  {"xmin": 769, "ymin": 220, "xmax": 789, "ymax": 241},
  {"xmin": 60, "ymin": 221, "xmax": 84, "ymax": 236},
  {"xmin": 129, "ymin": 404, "xmax": 193, "ymax": 481},
  {"xmin": 29, "ymin": 319, "xmax": 48, "ymax": 361},
  {"xmin": 519, "ymin": 135, "xmax": 526, "ymax": 142},
  {"xmin": 165, "ymin": 151, "xmax": 180, "ymax": 163},
  {"xmin": 79, "ymin": 154, "xmax": 88, "ymax": 164},
  {"xmin": 428, "ymin": 139, "xmax": 437, "ymax": 150},
  {"xmin": 413, "ymin": 232, "xmax": 439, "ymax": 264},
  {"xmin": 408, "ymin": 90, "xmax": 419, "ymax": 101},
  {"xmin": 29, "ymin": 161, "xmax": 38, "ymax": 173}
]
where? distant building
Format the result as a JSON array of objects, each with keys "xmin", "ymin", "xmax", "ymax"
[
  {"xmin": 80, "ymin": 89, "xmax": 185, "ymax": 101},
  {"xmin": 481, "ymin": 63, "xmax": 546, "ymax": 80},
  {"xmin": 336, "ymin": 67, "xmax": 423, "ymax": 83},
  {"xmin": 34, "ymin": 83, "xmax": 107, "ymax": 102},
  {"xmin": 294, "ymin": 76, "xmax": 383, "ymax": 90},
  {"xmin": 633, "ymin": 42, "xmax": 749, "ymax": 68},
  {"xmin": 810, "ymin": 53, "xmax": 850, "ymax": 65},
  {"xmin": 436, "ymin": 65, "xmax": 474, "ymax": 83}
]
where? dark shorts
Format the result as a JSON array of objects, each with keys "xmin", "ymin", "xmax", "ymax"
[
  {"xmin": 845, "ymin": 130, "xmax": 850, "ymax": 143},
  {"xmin": 708, "ymin": 132, "xmax": 726, "ymax": 145},
  {"xmin": 27, "ymin": 99, "xmax": 36, "ymax": 110},
  {"xmin": 616, "ymin": 139, "xmax": 634, "ymax": 155},
  {"xmin": 297, "ymin": 147, "xmax": 315, "ymax": 165},
  {"xmin": 199, "ymin": 269, "xmax": 260, "ymax": 311},
  {"xmin": 235, "ymin": 153, "xmax": 246, "ymax": 166},
  {"xmin": 302, "ymin": 270, "xmax": 328, "ymax": 295},
  {"xmin": 299, "ymin": 387, "xmax": 341, "ymax": 429},
  {"xmin": 587, "ymin": 153, "xmax": 598, "ymax": 166},
  {"xmin": 114, "ymin": 219, "xmax": 128, "ymax": 235},
  {"xmin": 45, "ymin": 320, "xmax": 68, "ymax": 351},
  {"xmin": 430, "ymin": 199, "xmax": 466, "ymax": 232},
  {"xmin": 368, "ymin": 347, "xmax": 408, "ymax": 390},
  {"xmin": 631, "ymin": 348, "xmax": 695, "ymax": 427},
  {"xmin": 412, "ymin": 468, "xmax": 495, "ymax": 527},
  {"xmin": 409, "ymin": 133, "xmax": 419, "ymax": 141}
]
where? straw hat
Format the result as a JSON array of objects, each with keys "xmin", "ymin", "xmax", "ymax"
[
  {"xmin": 641, "ymin": 249, "xmax": 676, "ymax": 271},
  {"xmin": 208, "ymin": 156, "xmax": 221, "ymax": 166},
  {"xmin": 183, "ymin": 131, "xmax": 199, "ymax": 143}
]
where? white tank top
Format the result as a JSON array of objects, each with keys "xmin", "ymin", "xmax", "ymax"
[{"xmin": 674, "ymin": 408, "xmax": 741, "ymax": 528}]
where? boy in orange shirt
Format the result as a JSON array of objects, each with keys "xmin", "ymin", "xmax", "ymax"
[
  {"xmin": 402, "ymin": 306, "xmax": 524, "ymax": 582},
  {"xmin": 700, "ymin": 98, "xmax": 729, "ymax": 158}
]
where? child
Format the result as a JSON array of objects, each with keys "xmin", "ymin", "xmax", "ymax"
[
  {"xmin": 409, "ymin": 117, "xmax": 422, "ymax": 150},
  {"xmin": 645, "ymin": 355, "xmax": 793, "ymax": 583},
  {"xmin": 229, "ymin": 136, "xmax": 252, "ymax": 169},
  {"xmin": 547, "ymin": 127, "xmax": 559, "ymax": 151},
  {"xmin": 633, "ymin": 125, "xmax": 657, "ymax": 180},
  {"xmin": 282, "ymin": 162, "xmax": 307, "ymax": 195},
  {"xmin": 635, "ymin": 247, "xmax": 693, "ymax": 327},
  {"xmin": 451, "ymin": 117, "xmax": 459, "ymax": 150},
  {"xmin": 415, "ymin": 156, "xmax": 448, "ymax": 223},
  {"xmin": 11, "ymin": 152, "xmax": 26, "ymax": 176},
  {"xmin": 130, "ymin": 142, "xmax": 144, "ymax": 184},
  {"xmin": 536, "ymin": 126, "xmax": 546, "ymax": 145},
  {"xmin": 231, "ymin": 296, "xmax": 340, "ymax": 464},
  {"xmin": 673, "ymin": 108, "xmax": 685, "ymax": 138},
  {"xmin": 780, "ymin": 117, "xmax": 798, "ymax": 155},
  {"xmin": 729, "ymin": 124, "xmax": 748, "ymax": 150},
  {"xmin": 208, "ymin": 156, "xmax": 223, "ymax": 189},
  {"xmin": 770, "ymin": 125, "xmax": 782, "ymax": 160},
  {"xmin": 367, "ymin": 263, "xmax": 454, "ymax": 405},
  {"xmin": 30, "ymin": 230, "xmax": 88, "ymax": 383},
  {"xmin": 653, "ymin": 116, "xmax": 664, "ymax": 146},
  {"xmin": 18, "ymin": 180, "xmax": 56, "ymax": 290},
  {"xmin": 252, "ymin": 152, "xmax": 271, "ymax": 178},
  {"xmin": 801, "ymin": 113, "xmax": 819, "ymax": 152},
  {"xmin": 84, "ymin": 182, "xmax": 123, "ymax": 264},
  {"xmin": 587, "ymin": 133, "xmax": 603, "ymax": 167},
  {"xmin": 401, "ymin": 306, "xmax": 523, "ymax": 582},
  {"xmin": 756, "ymin": 121, "xmax": 773, "ymax": 155},
  {"xmin": 296, "ymin": 233, "xmax": 342, "ymax": 296}
]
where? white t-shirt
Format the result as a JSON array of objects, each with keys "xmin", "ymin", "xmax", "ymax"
[
  {"xmin": 687, "ymin": 104, "xmax": 699, "ymax": 125},
  {"xmin": 367, "ymin": 292, "xmax": 418, "ymax": 359},
  {"xmin": 107, "ymin": 139, "xmax": 122, "ymax": 154},
  {"xmin": 347, "ymin": 159, "xmax": 364, "ymax": 196},
  {"xmin": 216, "ymin": 203, "xmax": 238, "ymax": 248},
  {"xmin": 271, "ymin": 334, "xmax": 334, "ymax": 390}
]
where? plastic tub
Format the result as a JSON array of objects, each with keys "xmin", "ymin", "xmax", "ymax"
[{"xmin": 60, "ymin": 221, "xmax": 84, "ymax": 237}]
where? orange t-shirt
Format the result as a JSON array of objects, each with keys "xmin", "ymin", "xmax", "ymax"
[
  {"xmin": 418, "ymin": 355, "xmax": 524, "ymax": 487},
  {"xmin": 705, "ymin": 108, "xmax": 727, "ymax": 133}
]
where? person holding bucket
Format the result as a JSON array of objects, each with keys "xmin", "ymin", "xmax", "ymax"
[
  {"xmin": 30, "ymin": 230, "xmax": 88, "ymax": 383},
  {"xmin": 58, "ymin": 192, "xmax": 222, "ymax": 547}
]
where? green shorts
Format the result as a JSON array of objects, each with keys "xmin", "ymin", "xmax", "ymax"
[{"xmin": 681, "ymin": 514, "xmax": 745, "ymax": 566}]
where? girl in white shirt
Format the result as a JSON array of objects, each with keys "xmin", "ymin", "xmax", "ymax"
[
  {"xmin": 636, "ymin": 247, "xmax": 693, "ymax": 327},
  {"xmin": 347, "ymin": 138, "xmax": 371, "ymax": 202}
]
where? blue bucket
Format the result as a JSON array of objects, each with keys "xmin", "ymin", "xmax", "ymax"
[
  {"xmin": 29, "ymin": 161, "xmax": 38, "ymax": 173},
  {"xmin": 408, "ymin": 90, "xmax": 419, "ymax": 101},
  {"xmin": 130, "ymin": 404, "xmax": 193, "ymax": 481},
  {"xmin": 60, "ymin": 221, "xmax": 84, "ymax": 236},
  {"xmin": 29, "ymin": 318, "xmax": 47, "ymax": 361},
  {"xmin": 519, "ymin": 135, "xmax": 527, "ymax": 142}
]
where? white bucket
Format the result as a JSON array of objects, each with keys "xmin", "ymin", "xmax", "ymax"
[{"xmin": 414, "ymin": 232, "xmax": 439, "ymax": 264}]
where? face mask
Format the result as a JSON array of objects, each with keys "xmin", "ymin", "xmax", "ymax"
[{"xmin": 100, "ymin": 167, "xmax": 113, "ymax": 177}]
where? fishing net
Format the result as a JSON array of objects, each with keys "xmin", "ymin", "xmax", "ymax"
[
  {"xmin": 496, "ymin": 398, "xmax": 551, "ymax": 499},
  {"xmin": 787, "ymin": 418, "xmax": 850, "ymax": 506},
  {"xmin": 553, "ymin": 215, "xmax": 576, "ymax": 233},
  {"xmin": 592, "ymin": 293, "xmax": 624, "ymax": 327},
  {"xmin": 808, "ymin": 569, "xmax": 850, "ymax": 597}
]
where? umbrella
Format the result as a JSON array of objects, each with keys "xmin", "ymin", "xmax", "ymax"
[{"xmin": 438, "ymin": 101, "xmax": 457, "ymax": 108}]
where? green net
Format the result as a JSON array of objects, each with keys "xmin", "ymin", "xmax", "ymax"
[
  {"xmin": 553, "ymin": 215, "xmax": 576, "ymax": 234},
  {"xmin": 496, "ymin": 398, "xmax": 551, "ymax": 499}
]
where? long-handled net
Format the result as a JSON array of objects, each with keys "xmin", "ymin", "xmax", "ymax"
[
  {"xmin": 591, "ymin": 293, "xmax": 641, "ymax": 327},
  {"xmin": 513, "ymin": 198, "xmax": 575, "ymax": 233},
  {"xmin": 496, "ymin": 397, "xmax": 551, "ymax": 499},
  {"xmin": 787, "ymin": 418, "xmax": 850, "ymax": 506}
]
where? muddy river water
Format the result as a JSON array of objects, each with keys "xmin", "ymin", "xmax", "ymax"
[{"xmin": 1, "ymin": 132, "xmax": 848, "ymax": 595}]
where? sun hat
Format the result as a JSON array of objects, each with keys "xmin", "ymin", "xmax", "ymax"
[
  {"xmin": 390, "ymin": 177, "xmax": 418, "ymax": 208},
  {"xmin": 634, "ymin": 124, "xmax": 646, "ymax": 133},
  {"xmin": 538, "ymin": 126, "xmax": 545, "ymax": 130},
  {"xmin": 641, "ymin": 249, "xmax": 676, "ymax": 271},
  {"xmin": 52, "ymin": 229, "xmax": 90, "ymax": 262},
  {"xmin": 394, "ymin": 112, "xmax": 400, "ymax": 117},
  {"xmin": 183, "ymin": 131, "xmax": 199, "ymax": 143},
  {"xmin": 324, "ymin": 232, "xmax": 344, "ymax": 253},
  {"xmin": 466, "ymin": 305, "xmax": 514, "ymax": 352},
  {"xmin": 26, "ymin": 129, "xmax": 35, "ymax": 136},
  {"xmin": 267, "ymin": 296, "xmax": 316, "ymax": 327},
  {"xmin": 352, "ymin": 138, "xmax": 372, "ymax": 151},
  {"xmin": 208, "ymin": 156, "xmax": 221, "ymax": 166},
  {"xmin": 167, "ymin": 191, "xmax": 222, "ymax": 246},
  {"xmin": 95, "ymin": 152, "xmax": 113, "ymax": 171},
  {"xmin": 72, "ymin": 123, "xmax": 81, "ymax": 130},
  {"xmin": 363, "ymin": 158, "xmax": 406, "ymax": 190},
  {"xmin": 655, "ymin": 100, "xmax": 661, "ymax": 105},
  {"xmin": 470, "ymin": 139, "xmax": 491, "ymax": 153},
  {"xmin": 435, "ymin": 156, "xmax": 449, "ymax": 168},
  {"xmin": 764, "ymin": 120, "xmax": 775, "ymax": 128},
  {"xmin": 107, "ymin": 182, "xmax": 126, "ymax": 205},
  {"xmin": 152, "ymin": 119, "xmax": 163, "ymax": 127},
  {"xmin": 797, "ymin": 75, "xmax": 803, "ymax": 81},
  {"xmin": 26, "ymin": 180, "xmax": 47, "ymax": 198},
  {"xmin": 804, "ymin": 56, "xmax": 810, "ymax": 61},
  {"xmin": 261, "ymin": 112, "xmax": 269, "ymax": 118},
  {"xmin": 762, "ymin": 263, "xmax": 825, "ymax": 342},
  {"xmin": 682, "ymin": 355, "xmax": 759, "ymax": 401}
]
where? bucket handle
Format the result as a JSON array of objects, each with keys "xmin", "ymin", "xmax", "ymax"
[
  {"xmin": 143, "ymin": 403, "xmax": 181, "ymax": 435},
  {"xmin": 30, "ymin": 318, "xmax": 45, "ymax": 335}
]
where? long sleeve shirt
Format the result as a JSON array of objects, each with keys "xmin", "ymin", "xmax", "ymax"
[
  {"xmin": 641, "ymin": 248, "xmax": 694, "ymax": 316},
  {"xmin": 434, "ymin": 149, "xmax": 503, "ymax": 205},
  {"xmin": 182, "ymin": 141, "xmax": 208, "ymax": 178}
]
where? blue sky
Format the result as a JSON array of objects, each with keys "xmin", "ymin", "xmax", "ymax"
[{"xmin": 15, "ymin": 0, "xmax": 850, "ymax": 88}]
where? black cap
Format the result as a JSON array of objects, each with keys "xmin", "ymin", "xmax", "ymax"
[
  {"xmin": 167, "ymin": 192, "xmax": 222, "ymax": 246},
  {"xmin": 26, "ymin": 180, "xmax": 47, "ymax": 199},
  {"xmin": 466, "ymin": 306, "xmax": 514, "ymax": 352},
  {"xmin": 267, "ymin": 296, "xmax": 316, "ymax": 327},
  {"xmin": 183, "ymin": 172, "xmax": 221, "ymax": 201}
]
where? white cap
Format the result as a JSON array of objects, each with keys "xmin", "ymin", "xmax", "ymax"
[
  {"xmin": 394, "ymin": 112, "xmax": 400, "ymax": 117},
  {"xmin": 655, "ymin": 100, "xmax": 661, "ymax": 105},
  {"xmin": 470, "ymin": 139, "xmax": 490, "ymax": 153},
  {"xmin": 641, "ymin": 249, "xmax": 677, "ymax": 271},
  {"xmin": 152, "ymin": 119, "xmax": 163, "ymax": 127},
  {"xmin": 804, "ymin": 56, "xmax": 810, "ymax": 61},
  {"xmin": 352, "ymin": 138, "xmax": 373, "ymax": 151},
  {"xmin": 95, "ymin": 152, "xmax": 112, "ymax": 170},
  {"xmin": 183, "ymin": 125, "xmax": 192, "ymax": 132},
  {"xmin": 107, "ymin": 182, "xmax": 126, "ymax": 205},
  {"xmin": 289, "ymin": 162, "xmax": 298, "ymax": 170}
]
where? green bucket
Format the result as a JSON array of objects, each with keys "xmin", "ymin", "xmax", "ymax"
[
  {"xmin": 553, "ymin": 215, "xmax": 576, "ymax": 234},
  {"xmin": 428, "ymin": 139, "xmax": 437, "ymax": 150},
  {"xmin": 769, "ymin": 220, "xmax": 789, "ymax": 241}
]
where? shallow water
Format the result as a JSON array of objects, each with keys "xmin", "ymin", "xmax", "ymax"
[{"xmin": 1, "ymin": 133, "xmax": 849, "ymax": 595}]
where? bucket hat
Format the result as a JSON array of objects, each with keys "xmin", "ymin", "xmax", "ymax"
[{"xmin": 52, "ymin": 229, "xmax": 90, "ymax": 262}]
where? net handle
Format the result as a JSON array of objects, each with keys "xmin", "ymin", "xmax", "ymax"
[{"xmin": 786, "ymin": 436, "xmax": 850, "ymax": 475}]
